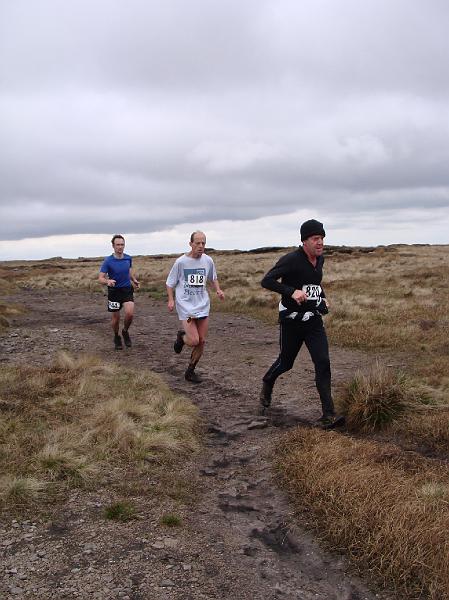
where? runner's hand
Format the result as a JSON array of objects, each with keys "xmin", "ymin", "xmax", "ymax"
[
  {"xmin": 291, "ymin": 289, "xmax": 306, "ymax": 303},
  {"xmin": 133, "ymin": 280, "xmax": 140, "ymax": 289},
  {"xmin": 216, "ymin": 289, "xmax": 225, "ymax": 301},
  {"xmin": 107, "ymin": 279, "xmax": 116, "ymax": 287},
  {"xmin": 167, "ymin": 300, "xmax": 175, "ymax": 312}
]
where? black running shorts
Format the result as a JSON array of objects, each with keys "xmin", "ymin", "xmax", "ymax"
[{"xmin": 107, "ymin": 286, "xmax": 134, "ymax": 312}]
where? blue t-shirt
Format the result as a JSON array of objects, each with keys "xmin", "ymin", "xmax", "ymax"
[{"xmin": 100, "ymin": 254, "xmax": 133, "ymax": 288}]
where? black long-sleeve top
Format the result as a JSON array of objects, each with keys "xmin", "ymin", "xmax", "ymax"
[{"xmin": 261, "ymin": 247, "xmax": 326, "ymax": 317}]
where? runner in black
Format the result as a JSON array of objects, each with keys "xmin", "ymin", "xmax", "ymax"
[
  {"xmin": 259, "ymin": 219, "xmax": 343, "ymax": 428},
  {"xmin": 99, "ymin": 235, "xmax": 140, "ymax": 350}
]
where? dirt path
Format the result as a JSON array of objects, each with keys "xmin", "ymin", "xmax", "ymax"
[{"xmin": 1, "ymin": 290, "xmax": 392, "ymax": 600}]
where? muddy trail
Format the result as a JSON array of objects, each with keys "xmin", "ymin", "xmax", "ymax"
[{"xmin": 1, "ymin": 290, "xmax": 392, "ymax": 600}]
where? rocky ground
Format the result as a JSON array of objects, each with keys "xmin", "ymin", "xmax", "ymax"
[{"xmin": 0, "ymin": 289, "xmax": 393, "ymax": 600}]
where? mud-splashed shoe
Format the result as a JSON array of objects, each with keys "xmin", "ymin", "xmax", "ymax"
[
  {"xmin": 114, "ymin": 334, "xmax": 123, "ymax": 350},
  {"xmin": 185, "ymin": 367, "xmax": 202, "ymax": 383},
  {"xmin": 259, "ymin": 381, "xmax": 273, "ymax": 410},
  {"xmin": 317, "ymin": 414, "xmax": 345, "ymax": 429},
  {"xmin": 174, "ymin": 330, "xmax": 185, "ymax": 354},
  {"xmin": 122, "ymin": 329, "xmax": 132, "ymax": 347}
]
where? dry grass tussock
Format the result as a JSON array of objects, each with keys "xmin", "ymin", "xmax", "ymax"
[
  {"xmin": 337, "ymin": 362, "xmax": 410, "ymax": 431},
  {"xmin": 336, "ymin": 362, "xmax": 449, "ymax": 455},
  {"xmin": 276, "ymin": 429, "xmax": 449, "ymax": 600},
  {"xmin": 85, "ymin": 395, "xmax": 199, "ymax": 460},
  {"xmin": 0, "ymin": 351, "xmax": 199, "ymax": 511}
]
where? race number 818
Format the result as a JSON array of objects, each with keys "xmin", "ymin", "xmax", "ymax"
[{"xmin": 189, "ymin": 273, "xmax": 205, "ymax": 286}]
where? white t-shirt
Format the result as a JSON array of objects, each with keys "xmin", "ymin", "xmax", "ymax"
[{"xmin": 166, "ymin": 253, "xmax": 217, "ymax": 320}]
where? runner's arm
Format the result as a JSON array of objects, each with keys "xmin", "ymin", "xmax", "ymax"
[
  {"xmin": 261, "ymin": 254, "xmax": 296, "ymax": 297},
  {"xmin": 166, "ymin": 285, "xmax": 175, "ymax": 312},
  {"xmin": 98, "ymin": 271, "xmax": 116, "ymax": 287},
  {"xmin": 166, "ymin": 260, "xmax": 181, "ymax": 312},
  {"xmin": 211, "ymin": 278, "xmax": 225, "ymax": 300},
  {"xmin": 130, "ymin": 268, "xmax": 140, "ymax": 289}
]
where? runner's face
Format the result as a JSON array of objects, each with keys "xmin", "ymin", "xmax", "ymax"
[
  {"xmin": 189, "ymin": 234, "xmax": 206, "ymax": 258},
  {"xmin": 303, "ymin": 235, "xmax": 324, "ymax": 258},
  {"xmin": 113, "ymin": 239, "xmax": 125, "ymax": 256}
]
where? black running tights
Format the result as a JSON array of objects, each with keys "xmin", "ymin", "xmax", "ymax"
[{"xmin": 262, "ymin": 317, "xmax": 335, "ymax": 416}]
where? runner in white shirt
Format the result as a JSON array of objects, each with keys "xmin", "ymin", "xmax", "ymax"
[{"xmin": 166, "ymin": 231, "xmax": 225, "ymax": 383}]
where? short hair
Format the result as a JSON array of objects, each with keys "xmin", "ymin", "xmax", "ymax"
[
  {"xmin": 190, "ymin": 230, "xmax": 205, "ymax": 243},
  {"xmin": 111, "ymin": 234, "xmax": 125, "ymax": 245}
]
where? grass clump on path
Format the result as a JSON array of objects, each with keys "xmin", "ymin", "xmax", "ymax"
[
  {"xmin": 0, "ymin": 352, "xmax": 200, "ymax": 512},
  {"xmin": 276, "ymin": 429, "xmax": 449, "ymax": 600},
  {"xmin": 160, "ymin": 513, "xmax": 182, "ymax": 527},
  {"xmin": 104, "ymin": 501, "xmax": 136, "ymax": 522}
]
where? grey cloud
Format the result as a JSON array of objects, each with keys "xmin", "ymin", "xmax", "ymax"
[
  {"xmin": 1, "ymin": 0, "xmax": 449, "ymax": 243},
  {"xmin": 3, "ymin": 1, "xmax": 449, "ymax": 94}
]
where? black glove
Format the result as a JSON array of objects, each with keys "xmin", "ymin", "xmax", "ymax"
[{"xmin": 316, "ymin": 297, "xmax": 328, "ymax": 315}]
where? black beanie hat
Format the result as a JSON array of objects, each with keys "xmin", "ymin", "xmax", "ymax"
[{"xmin": 300, "ymin": 219, "xmax": 325, "ymax": 241}]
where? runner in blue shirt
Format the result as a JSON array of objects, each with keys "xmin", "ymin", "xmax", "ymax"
[{"xmin": 99, "ymin": 235, "xmax": 140, "ymax": 350}]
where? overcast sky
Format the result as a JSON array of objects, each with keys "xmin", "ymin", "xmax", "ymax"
[{"xmin": 1, "ymin": 0, "xmax": 449, "ymax": 260}]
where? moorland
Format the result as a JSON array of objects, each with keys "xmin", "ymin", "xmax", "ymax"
[{"xmin": 0, "ymin": 244, "xmax": 448, "ymax": 599}]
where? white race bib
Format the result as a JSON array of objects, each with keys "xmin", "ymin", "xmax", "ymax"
[
  {"xmin": 187, "ymin": 272, "xmax": 205, "ymax": 286},
  {"xmin": 184, "ymin": 268, "xmax": 207, "ymax": 287},
  {"xmin": 108, "ymin": 301, "xmax": 120, "ymax": 310},
  {"xmin": 302, "ymin": 284, "xmax": 321, "ymax": 300}
]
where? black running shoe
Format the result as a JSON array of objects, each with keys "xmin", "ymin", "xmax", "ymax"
[
  {"xmin": 317, "ymin": 414, "xmax": 345, "ymax": 429},
  {"xmin": 259, "ymin": 381, "xmax": 273, "ymax": 408},
  {"xmin": 174, "ymin": 330, "xmax": 185, "ymax": 354},
  {"xmin": 122, "ymin": 329, "xmax": 132, "ymax": 347},
  {"xmin": 185, "ymin": 368, "xmax": 202, "ymax": 383},
  {"xmin": 114, "ymin": 334, "xmax": 123, "ymax": 350}
]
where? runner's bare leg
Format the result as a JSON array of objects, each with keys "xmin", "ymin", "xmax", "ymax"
[
  {"xmin": 111, "ymin": 311, "xmax": 120, "ymax": 335},
  {"xmin": 190, "ymin": 318, "xmax": 208, "ymax": 366},
  {"xmin": 123, "ymin": 301, "xmax": 134, "ymax": 330}
]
